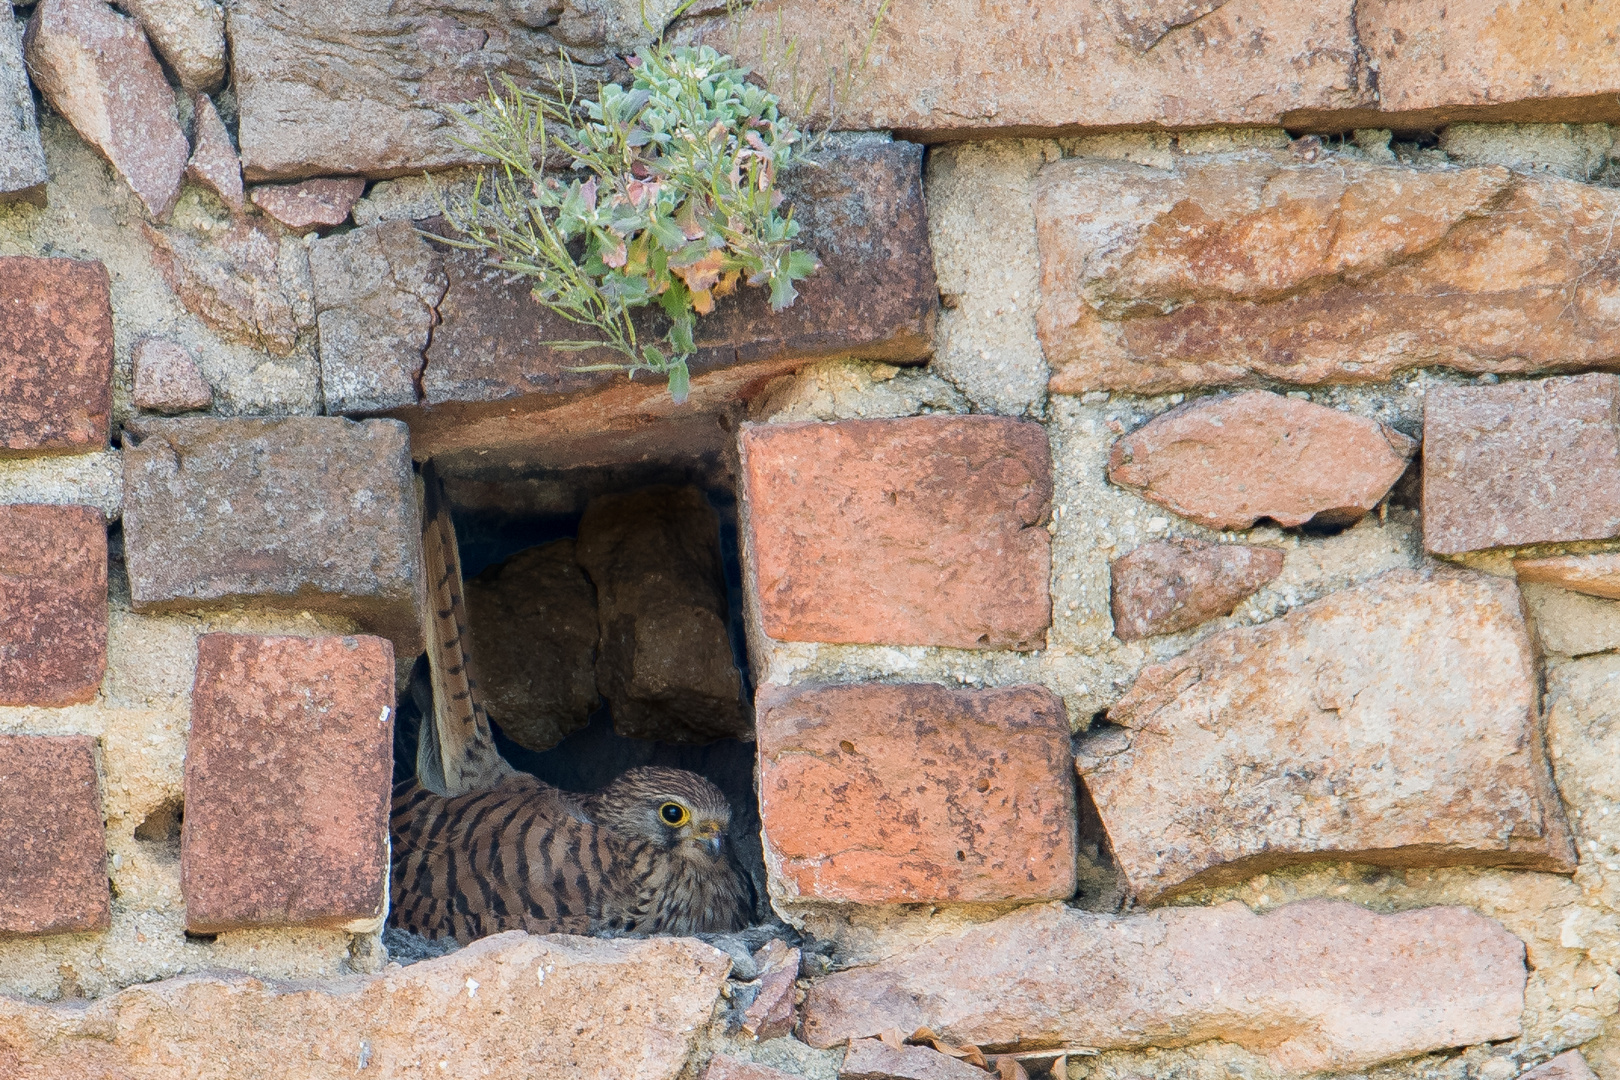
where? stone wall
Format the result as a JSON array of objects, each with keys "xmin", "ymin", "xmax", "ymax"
[{"xmin": 3, "ymin": 1, "xmax": 1620, "ymax": 1079}]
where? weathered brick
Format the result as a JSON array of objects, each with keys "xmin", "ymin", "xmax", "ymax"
[
  {"xmin": 122, "ymin": 417, "xmax": 424, "ymax": 654},
  {"xmin": 0, "ymin": 256, "xmax": 112, "ymax": 454},
  {"xmin": 839, "ymin": 1040, "xmax": 988, "ymax": 1080},
  {"xmin": 181, "ymin": 633, "xmax": 395, "ymax": 933},
  {"xmin": 741, "ymin": 416, "xmax": 1051, "ymax": 650},
  {"xmin": 1515, "ymin": 552, "xmax": 1620, "ymax": 601},
  {"xmin": 755, "ymin": 683, "xmax": 1077, "ymax": 905},
  {"xmin": 1111, "ymin": 540, "xmax": 1284, "ymax": 641},
  {"xmin": 1422, "ymin": 374, "xmax": 1620, "ymax": 555},
  {"xmin": 703, "ymin": 1056, "xmax": 800, "ymax": 1080},
  {"xmin": 250, "ymin": 177, "xmax": 366, "ymax": 233},
  {"xmin": 1518, "ymin": 1051, "xmax": 1601, "ymax": 1080},
  {"xmin": 0, "ymin": 504, "xmax": 107, "ymax": 707},
  {"xmin": 0, "ymin": 735, "xmax": 110, "ymax": 936}
]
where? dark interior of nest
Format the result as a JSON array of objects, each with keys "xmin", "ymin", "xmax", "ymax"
[{"xmin": 389, "ymin": 453, "xmax": 771, "ymax": 954}]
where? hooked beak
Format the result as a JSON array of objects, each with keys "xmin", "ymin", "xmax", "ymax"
[{"xmin": 695, "ymin": 820, "xmax": 725, "ymax": 857}]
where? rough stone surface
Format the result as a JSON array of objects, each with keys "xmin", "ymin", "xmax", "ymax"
[
  {"xmin": 310, "ymin": 219, "xmax": 446, "ymax": 415},
  {"xmin": 185, "ymin": 93, "xmax": 243, "ymax": 212},
  {"xmin": 1080, "ymin": 569, "xmax": 1575, "ymax": 900},
  {"xmin": 132, "ymin": 338, "xmax": 212, "ymax": 414},
  {"xmin": 249, "ymin": 177, "xmax": 367, "ymax": 232},
  {"xmin": 0, "ymin": 2, "xmax": 47, "ymax": 203},
  {"xmin": 1037, "ymin": 156, "xmax": 1620, "ymax": 395},
  {"xmin": 1440, "ymin": 122, "xmax": 1616, "ymax": 180},
  {"xmin": 23, "ymin": 0, "xmax": 188, "ymax": 218},
  {"xmin": 687, "ymin": 0, "xmax": 1369, "ymax": 137},
  {"xmin": 464, "ymin": 539, "xmax": 600, "ymax": 752},
  {"xmin": 576, "ymin": 487, "xmax": 745, "ymax": 743},
  {"xmin": 741, "ymin": 416, "xmax": 1052, "ymax": 649},
  {"xmin": 122, "ymin": 0, "xmax": 225, "ymax": 92},
  {"xmin": 142, "ymin": 218, "xmax": 315, "ymax": 357},
  {"xmin": 0, "ymin": 256, "xmax": 113, "ymax": 454},
  {"xmin": 1111, "ymin": 540, "xmax": 1285, "ymax": 641},
  {"xmin": 704, "ymin": 1056, "xmax": 801, "ymax": 1080},
  {"xmin": 0, "ymin": 504, "xmax": 107, "ymax": 707},
  {"xmin": 1520, "ymin": 1051, "xmax": 1601, "ymax": 1080},
  {"xmin": 122, "ymin": 418, "xmax": 425, "ymax": 654},
  {"xmin": 0, "ymin": 735, "xmax": 111, "ymax": 936},
  {"xmin": 182, "ymin": 633, "xmax": 395, "ymax": 933},
  {"xmin": 741, "ymin": 940, "xmax": 798, "ymax": 1041},
  {"xmin": 1523, "ymin": 581, "xmax": 1620, "ymax": 657},
  {"xmin": 1516, "ymin": 552, "xmax": 1620, "ymax": 601},
  {"xmin": 1107, "ymin": 392, "xmax": 1415, "ymax": 530},
  {"xmin": 0, "ymin": 930, "xmax": 730, "ymax": 1078},
  {"xmin": 1424, "ymin": 373, "xmax": 1620, "ymax": 554},
  {"xmin": 839, "ymin": 1040, "xmax": 988, "ymax": 1080},
  {"xmin": 800, "ymin": 899, "xmax": 1527, "ymax": 1072},
  {"xmin": 0, "ymin": 453, "xmax": 122, "ymax": 522},
  {"xmin": 756, "ymin": 683, "xmax": 1077, "ymax": 905}
]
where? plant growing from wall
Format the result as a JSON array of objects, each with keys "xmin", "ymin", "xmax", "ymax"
[{"xmin": 441, "ymin": 44, "xmax": 818, "ymax": 402}]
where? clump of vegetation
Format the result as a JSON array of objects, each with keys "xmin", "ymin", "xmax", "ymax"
[{"xmin": 443, "ymin": 44, "xmax": 819, "ymax": 401}]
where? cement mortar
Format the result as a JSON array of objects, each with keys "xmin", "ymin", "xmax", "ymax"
[{"xmin": 0, "ymin": 450, "xmax": 123, "ymax": 519}]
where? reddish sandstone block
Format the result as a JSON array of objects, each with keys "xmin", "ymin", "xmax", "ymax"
[
  {"xmin": 0, "ymin": 735, "xmax": 111, "ymax": 935},
  {"xmin": 740, "ymin": 416, "xmax": 1052, "ymax": 649},
  {"xmin": 0, "ymin": 256, "xmax": 113, "ymax": 454},
  {"xmin": 182, "ymin": 633, "xmax": 395, "ymax": 933},
  {"xmin": 0, "ymin": 504, "xmax": 108, "ymax": 706},
  {"xmin": 755, "ymin": 683, "xmax": 1077, "ymax": 904}
]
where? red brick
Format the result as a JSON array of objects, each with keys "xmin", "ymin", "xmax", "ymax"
[
  {"xmin": 740, "ymin": 416, "xmax": 1052, "ymax": 650},
  {"xmin": 181, "ymin": 633, "xmax": 395, "ymax": 933},
  {"xmin": 0, "ymin": 504, "xmax": 107, "ymax": 706},
  {"xmin": 0, "ymin": 256, "xmax": 113, "ymax": 454},
  {"xmin": 755, "ymin": 683, "xmax": 1077, "ymax": 905},
  {"xmin": 0, "ymin": 735, "xmax": 111, "ymax": 935}
]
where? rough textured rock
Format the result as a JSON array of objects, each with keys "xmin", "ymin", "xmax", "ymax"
[
  {"xmin": 399, "ymin": 140, "xmax": 936, "ymax": 463},
  {"xmin": 740, "ymin": 416, "xmax": 1052, "ymax": 649},
  {"xmin": 741, "ymin": 940, "xmax": 798, "ymax": 1041},
  {"xmin": 1523, "ymin": 581, "xmax": 1620, "ymax": 657},
  {"xmin": 0, "ymin": 2, "xmax": 47, "ymax": 204},
  {"xmin": 250, "ymin": 177, "xmax": 367, "ymax": 232},
  {"xmin": 142, "ymin": 218, "xmax": 315, "ymax": 356},
  {"xmin": 132, "ymin": 338, "xmax": 212, "ymax": 414},
  {"xmin": 0, "ymin": 256, "xmax": 113, "ymax": 454},
  {"xmin": 1424, "ymin": 375, "xmax": 1620, "ymax": 554},
  {"xmin": 756, "ymin": 683, "xmax": 1077, "ymax": 905},
  {"xmin": 1543, "ymin": 656, "xmax": 1620, "ymax": 955},
  {"xmin": 0, "ymin": 930, "xmax": 731, "ymax": 1079},
  {"xmin": 1515, "ymin": 552, "xmax": 1620, "ymax": 601},
  {"xmin": 686, "ymin": 0, "xmax": 1369, "ymax": 137},
  {"xmin": 1037, "ymin": 156, "xmax": 1620, "ymax": 395},
  {"xmin": 1080, "ymin": 569, "xmax": 1575, "ymax": 900},
  {"xmin": 800, "ymin": 899, "xmax": 1527, "ymax": 1072},
  {"xmin": 310, "ymin": 219, "xmax": 446, "ymax": 415},
  {"xmin": 1111, "ymin": 540, "xmax": 1285, "ymax": 640},
  {"xmin": 1520, "ymin": 1051, "xmax": 1602, "ymax": 1080},
  {"xmin": 704, "ymin": 1056, "xmax": 801, "ymax": 1080},
  {"xmin": 0, "ymin": 504, "xmax": 107, "ymax": 707},
  {"xmin": 839, "ymin": 1039, "xmax": 989, "ymax": 1080},
  {"xmin": 122, "ymin": 417, "xmax": 425, "ymax": 654},
  {"xmin": 122, "ymin": 0, "xmax": 225, "ymax": 92},
  {"xmin": 0, "ymin": 735, "xmax": 111, "ymax": 936},
  {"xmin": 23, "ymin": 0, "xmax": 188, "ymax": 218},
  {"xmin": 575, "ymin": 487, "xmax": 745, "ymax": 742},
  {"xmin": 464, "ymin": 539, "xmax": 600, "ymax": 752},
  {"xmin": 182, "ymin": 633, "xmax": 395, "ymax": 933},
  {"xmin": 1107, "ymin": 392, "xmax": 1415, "ymax": 530},
  {"xmin": 185, "ymin": 92, "xmax": 243, "ymax": 212}
]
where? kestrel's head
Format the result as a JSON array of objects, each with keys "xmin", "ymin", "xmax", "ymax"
[{"xmin": 590, "ymin": 766, "xmax": 734, "ymax": 862}]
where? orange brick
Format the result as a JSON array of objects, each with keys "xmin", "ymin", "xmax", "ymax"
[
  {"xmin": 0, "ymin": 735, "xmax": 111, "ymax": 935},
  {"xmin": 739, "ymin": 416, "xmax": 1052, "ymax": 650},
  {"xmin": 0, "ymin": 256, "xmax": 113, "ymax": 453},
  {"xmin": 0, "ymin": 504, "xmax": 107, "ymax": 706},
  {"xmin": 756, "ymin": 682, "xmax": 1077, "ymax": 904}
]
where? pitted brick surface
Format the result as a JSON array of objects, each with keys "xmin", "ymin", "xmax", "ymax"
[
  {"xmin": 0, "ymin": 504, "xmax": 107, "ymax": 707},
  {"xmin": 0, "ymin": 735, "xmax": 110, "ymax": 936},
  {"xmin": 0, "ymin": 257, "xmax": 113, "ymax": 454}
]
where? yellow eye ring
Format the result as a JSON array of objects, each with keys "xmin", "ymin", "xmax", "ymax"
[{"xmin": 659, "ymin": 802, "xmax": 690, "ymax": 827}]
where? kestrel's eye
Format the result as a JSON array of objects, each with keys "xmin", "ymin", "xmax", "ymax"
[{"xmin": 659, "ymin": 802, "xmax": 690, "ymax": 827}]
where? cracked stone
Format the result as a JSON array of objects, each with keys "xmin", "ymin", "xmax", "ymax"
[
  {"xmin": 143, "ymin": 217, "xmax": 315, "ymax": 356},
  {"xmin": 250, "ymin": 177, "xmax": 367, "ymax": 233},
  {"xmin": 185, "ymin": 92, "xmax": 243, "ymax": 213}
]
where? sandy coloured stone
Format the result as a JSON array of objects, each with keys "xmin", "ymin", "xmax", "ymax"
[
  {"xmin": 250, "ymin": 177, "xmax": 367, "ymax": 232},
  {"xmin": 0, "ymin": 1, "xmax": 47, "ymax": 204},
  {"xmin": 800, "ymin": 899, "xmax": 1527, "ymax": 1072},
  {"xmin": 741, "ymin": 416, "xmax": 1051, "ymax": 649},
  {"xmin": 839, "ymin": 1040, "xmax": 990, "ymax": 1080},
  {"xmin": 756, "ymin": 683, "xmax": 1077, "ymax": 905},
  {"xmin": 1080, "ymin": 569, "xmax": 1575, "ymax": 900},
  {"xmin": 1519, "ymin": 1051, "xmax": 1602, "ymax": 1080},
  {"xmin": 121, "ymin": 417, "xmax": 425, "ymax": 654},
  {"xmin": 185, "ymin": 93, "xmax": 243, "ymax": 212},
  {"xmin": 1107, "ymin": 392, "xmax": 1415, "ymax": 530},
  {"xmin": 741, "ymin": 941, "xmax": 798, "ymax": 1041},
  {"xmin": 0, "ymin": 256, "xmax": 112, "ymax": 454},
  {"xmin": 0, "ymin": 735, "xmax": 110, "ymax": 936},
  {"xmin": 1521, "ymin": 582, "xmax": 1620, "ymax": 658},
  {"xmin": 131, "ymin": 338, "xmax": 212, "ymax": 414},
  {"xmin": 1037, "ymin": 156, "xmax": 1620, "ymax": 395},
  {"xmin": 1422, "ymin": 374, "xmax": 1620, "ymax": 554},
  {"xmin": 182, "ymin": 633, "xmax": 395, "ymax": 933},
  {"xmin": 1110, "ymin": 540, "xmax": 1285, "ymax": 640},
  {"xmin": 143, "ymin": 217, "xmax": 314, "ymax": 356},
  {"xmin": 1514, "ymin": 553, "xmax": 1620, "ymax": 601},
  {"xmin": 121, "ymin": 0, "xmax": 225, "ymax": 92},
  {"xmin": 23, "ymin": 0, "xmax": 188, "ymax": 218},
  {"xmin": 0, "ymin": 505, "xmax": 107, "ymax": 707},
  {"xmin": 0, "ymin": 930, "xmax": 730, "ymax": 1079},
  {"xmin": 702, "ymin": 1055, "xmax": 802, "ymax": 1080}
]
